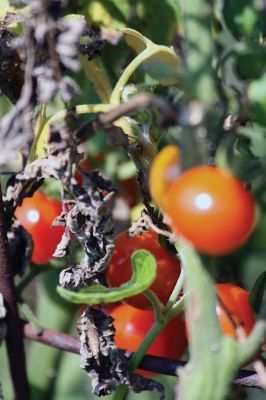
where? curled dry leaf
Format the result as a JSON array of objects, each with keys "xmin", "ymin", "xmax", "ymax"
[
  {"xmin": 77, "ymin": 307, "xmax": 165, "ymax": 398},
  {"xmin": 58, "ymin": 171, "xmax": 115, "ymax": 288}
]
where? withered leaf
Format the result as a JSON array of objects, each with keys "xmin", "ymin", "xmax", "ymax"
[{"xmin": 77, "ymin": 307, "xmax": 165, "ymax": 398}]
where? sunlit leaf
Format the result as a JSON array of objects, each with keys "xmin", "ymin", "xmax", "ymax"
[{"xmin": 121, "ymin": 28, "xmax": 180, "ymax": 86}]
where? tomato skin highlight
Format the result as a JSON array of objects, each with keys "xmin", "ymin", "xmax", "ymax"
[
  {"xmin": 216, "ymin": 283, "xmax": 255, "ymax": 339},
  {"xmin": 15, "ymin": 191, "xmax": 64, "ymax": 264},
  {"xmin": 110, "ymin": 304, "xmax": 187, "ymax": 375},
  {"xmin": 149, "ymin": 144, "xmax": 180, "ymax": 207},
  {"xmin": 106, "ymin": 230, "xmax": 181, "ymax": 310},
  {"xmin": 164, "ymin": 166, "xmax": 256, "ymax": 255}
]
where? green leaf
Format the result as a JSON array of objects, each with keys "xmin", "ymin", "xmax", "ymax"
[
  {"xmin": 57, "ymin": 249, "xmax": 157, "ymax": 304},
  {"xmin": 249, "ymin": 271, "xmax": 266, "ymax": 315},
  {"xmin": 0, "ymin": 0, "xmax": 11, "ymax": 18},
  {"xmin": 222, "ymin": 0, "xmax": 264, "ymax": 41},
  {"xmin": 248, "ymin": 75, "xmax": 266, "ymax": 126}
]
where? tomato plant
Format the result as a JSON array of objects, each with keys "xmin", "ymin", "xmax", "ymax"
[
  {"xmin": 106, "ymin": 230, "xmax": 181, "ymax": 310},
  {"xmin": 15, "ymin": 191, "xmax": 64, "ymax": 264},
  {"xmin": 216, "ymin": 283, "xmax": 255, "ymax": 340},
  {"xmin": 149, "ymin": 144, "xmax": 180, "ymax": 207},
  {"xmin": 110, "ymin": 303, "xmax": 187, "ymax": 375},
  {"xmin": 164, "ymin": 166, "xmax": 256, "ymax": 255}
]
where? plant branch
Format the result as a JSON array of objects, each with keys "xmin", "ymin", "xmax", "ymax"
[
  {"xmin": 22, "ymin": 321, "xmax": 262, "ymax": 388},
  {"xmin": 0, "ymin": 183, "xmax": 31, "ymax": 400}
]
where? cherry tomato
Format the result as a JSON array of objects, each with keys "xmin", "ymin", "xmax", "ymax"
[
  {"xmin": 119, "ymin": 176, "xmax": 140, "ymax": 208},
  {"xmin": 164, "ymin": 166, "xmax": 255, "ymax": 255},
  {"xmin": 15, "ymin": 191, "xmax": 64, "ymax": 264},
  {"xmin": 216, "ymin": 283, "xmax": 255, "ymax": 339},
  {"xmin": 110, "ymin": 304, "xmax": 187, "ymax": 375},
  {"xmin": 149, "ymin": 145, "xmax": 180, "ymax": 207},
  {"xmin": 106, "ymin": 231, "xmax": 181, "ymax": 310}
]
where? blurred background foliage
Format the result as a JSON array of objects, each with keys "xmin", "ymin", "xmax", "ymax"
[{"xmin": 1, "ymin": 0, "xmax": 266, "ymax": 399}]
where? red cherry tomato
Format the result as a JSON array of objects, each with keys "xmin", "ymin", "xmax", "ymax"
[
  {"xmin": 216, "ymin": 283, "xmax": 255, "ymax": 339},
  {"xmin": 106, "ymin": 231, "xmax": 181, "ymax": 310},
  {"xmin": 110, "ymin": 304, "xmax": 187, "ymax": 375},
  {"xmin": 164, "ymin": 166, "xmax": 255, "ymax": 255},
  {"xmin": 15, "ymin": 191, "xmax": 64, "ymax": 264},
  {"xmin": 119, "ymin": 177, "xmax": 140, "ymax": 208}
]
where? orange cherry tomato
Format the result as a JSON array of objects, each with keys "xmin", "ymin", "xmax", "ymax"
[
  {"xmin": 106, "ymin": 230, "xmax": 181, "ymax": 310},
  {"xmin": 110, "ymin": 304, "xmax": 187, "ymax": 375},
  {"xmin": 216, "ymin": 283, "xmax": 255, "ymax": 339},
  {"xmin": 15, "ymin": 191, "xmax": 64, "ymax": 264},
  {"xmin": 164, "ymin": 166, "xmax": 255, "ymax": 255},
  {"xmin": 149, "ymin": 145, "xmax": 180, "ymax": 208}
]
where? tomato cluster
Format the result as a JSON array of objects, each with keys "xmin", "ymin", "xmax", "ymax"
[
  {"xmin": 14, "ymin": 151, "xmax": 259, "ymax": 376},
  {"xmin": 106, "ymin": 230, "xmax": 181, "ymax": 309},
  {"xmin": 15, "ymin": 191, "xmax": 64, "ymax": 264}
]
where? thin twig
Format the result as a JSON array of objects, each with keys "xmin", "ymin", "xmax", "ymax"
[
  {"xmin": 23, "ymin": 321, "xmax": 262, "ymax": 388},
  {"xmin": 99, "ymin": 93, "xmax": 178, "ymax": 126},
  {"xmin": 74, "ymin": 93, "xmax": 179, "ymax": 144},
  {"xmin": 0, "ymin": 183, "xmax": 30, "ymax": 400}
]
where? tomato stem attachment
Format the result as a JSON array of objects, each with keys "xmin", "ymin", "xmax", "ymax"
[
  {"xmin": 113, "ymin": 260, "xmax": 186, "ymax": 400},
  {"xmin": 143, "ymin": 289, "xmax": 164, "ymax": 323},
  {"xmin": 164, "ymin": 267, "xmax": 184, "ymax": 313}
]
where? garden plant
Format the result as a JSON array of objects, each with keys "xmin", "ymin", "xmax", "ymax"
[{"xmin": 0, "ymin": 1, "xmax": 266, "ymax": 400}]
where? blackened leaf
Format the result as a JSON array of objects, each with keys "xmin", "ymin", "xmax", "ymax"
[{"xmin": 57, "ymin": 249, "xmax": 157, "ymax": 304}]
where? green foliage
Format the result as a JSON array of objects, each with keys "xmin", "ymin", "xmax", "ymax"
[{"xmin": 57, "ymin": 249, "xmax": 157, "ymax": 304}]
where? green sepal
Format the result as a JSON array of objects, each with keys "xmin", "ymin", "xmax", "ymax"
[{"xmin": 57, "ymin": 249, "xmax": 157, "ymax": 304}]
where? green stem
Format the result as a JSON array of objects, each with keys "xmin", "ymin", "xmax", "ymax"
[
  {"xmin": 178, "ymin": 239, "xmax": 221, "ymax": 361},
  {"xmin": 16, "ymin": 266, "xmax": 43, "ymax": 295},
  {"xmin": 18, "ymin": 295, "xmax": 43, "ymax": 335},
  {"xmin": 164, "ymin": 268, "xmax": 184, "ymax": 313},
  {"xmin": 129, "ymin": 321, "xmax": 165, "ymax": 372},
  {"xmin": 143, "ymin": 289, "xmax": 163, "ymax": 323},
  {"xmin": 110, "ymin": 46, "xmax": 172, "ymax": 106},
  {"xmin": 167, "ymin": 295, "xmax": 186, "ymax": 320},
  {"xmin": 113, "ymin": 272, "xmax": 186, "ymax": 400},
  {"xmin": 113, "ymin": 320, "xmax": 165, "ymax": 400}
]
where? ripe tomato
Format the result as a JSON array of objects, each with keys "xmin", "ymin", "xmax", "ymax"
[
  {"xmin": 164, "ymin": 166, "xmax": 255, "ymax": 255},
  {"xmin": 110, "ymin": 304, "xmax": 187, "ymax": 375},
  {"xmin": 106, "ymin": 230, "xmax": 181, "ymax": 310},
  {"xmin": 216, "ymin": 283, "xmax": 255, "ymax": 339},
  {"xmin": 15, "ymin": 191, "xmax": 64, "ymax": 264},
  {"xmin": 118, "ymin": 176, "xmax": 140, "ymax": 208},
  {"xmin": 149, "ymin": 145, "xmax": 180, "ymax": 207}
]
